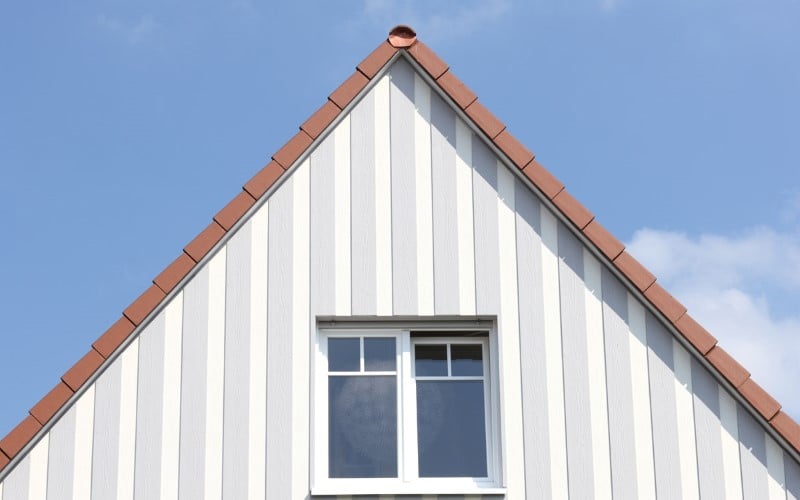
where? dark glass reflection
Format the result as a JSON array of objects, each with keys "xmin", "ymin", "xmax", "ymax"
[
  {"xmin": 364, "ymin": 337, "xmax": 396, "ymax": 372},
  {"xmin": 328, "ymin": 337, "xmax": 360, "ymax": 372},
  {"xmin": 329, "ymin": 376, "xmax": 397, "ymax": 477},
  {"xmin": 451, "ymin": 344, "xmax": 483, "ymax": 376},
  {"xmin": 414, "ymin": 345, "xmax": 447, "ymax": 376},
  {"xmin": 416, "ymin": 380, "xmax": 487, "ymax": 477}
]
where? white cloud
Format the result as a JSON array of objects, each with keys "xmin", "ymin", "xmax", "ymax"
[
  {"xmin": 97, "ymin": 14, "xmax": 158, "ymax": 46},
  {"xmin": 627, "ymin": 227, "xmax": 800, "ymax": 420},
  {"xmin": 360, "ymin": 0, "xmax": 511, "ymax": 42}
]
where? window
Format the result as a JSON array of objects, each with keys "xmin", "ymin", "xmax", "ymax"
[{"xmin": 313, "ymin": 324, "xmax": 504, "ymax": 496}]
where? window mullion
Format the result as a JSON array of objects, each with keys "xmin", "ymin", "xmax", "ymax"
[{"xmin": 400, "ymin": 331, "xmax": 419, "ymax": 481}]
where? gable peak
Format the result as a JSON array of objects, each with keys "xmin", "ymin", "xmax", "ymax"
[{"xmin": 388, "ymin": 25, "xmax": 417, "ymax": 48}]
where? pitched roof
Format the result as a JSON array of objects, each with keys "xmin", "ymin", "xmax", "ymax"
[{"xmin": 1, "ymin": 25, "xmax": 799, "ymax": 473}]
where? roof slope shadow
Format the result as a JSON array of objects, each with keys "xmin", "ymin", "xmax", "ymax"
[{"xmin": 1, "ymin": 24, "xmax": 798, "ymax": 473}]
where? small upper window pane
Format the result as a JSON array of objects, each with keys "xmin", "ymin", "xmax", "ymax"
[
  {"xmin": 328, "ymin": 337, "xmax": 360, "ymax": 372},
  {"xmin": 451, "ymin": 344, "xmax": 483, "ymax": 376},
  {"xmin": 364, "ymin": 337, "xmax": 396, "ymax": 372},
  {"xmin": 415, "ymin": 345, "xmax": 447, "ymax": 376}
]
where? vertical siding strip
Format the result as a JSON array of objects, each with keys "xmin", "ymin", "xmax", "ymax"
[
  {"xmin": 602, "ymin": 271, "xmax": 638, "ymax": 499},
  {"xmin": 583, "ymin": 250, "xmax": 612, "ymax": 498},
  {"xmin": 135, "ymin": 312, "xmax": 166, "ymax": 499},
  {"xmin": 162, "ymin": 294, "xmax": 183, "ymax": 499},
  {"xmin": 786, "ymin": 451, "xmax": 800, "ymax": 500},
  {"xmin": 413, "ymin": 73, "xmax": 435, "ymax": 316},
  {"xmin": 496, "ymin": 166, "xmax": 525, "ymax": 498},
  {"xmin": 223, "ymin": 226, "xmax": 252, "ymax": 500},
  {"xmin": 179, "ymin": 266, "xmax": 210, "ymax": 500},
  {"xmin": 311, "ymin": 126, "xmax": 336, "ymax": 317},
  {"xmin": 389, "ymin": 59, "xmax": 418, "ymax": 316},
  {"xmin": 739, "ymin": 405, "xmax": 769, "ymax": 499},
  {"xmin": 766, "ymin": 437, "xmax": 786, "ymax": 500},
  {"xmin": 673, "ymin": 341, "xmax": 700, "ymax": 499},
  {"xmin": 334, "ymin": 116, "xmax": 352, "ymax": 316},
  {"xmin": 692, "ymin": 358, "xmax": 726, "ymax": 500},
  {"xmin": 454, "ymin": 120, "xmax": 476, "ymax": 316},
  {"xmin": 471, "ymin": 138, "xmax": 499, "ymax": 315},
  {"xmin": 646, "ymin": 313, "xmax": 682, "ymax": 499},
  {"xmin": 515, "ymin": 177, "xmax": 551, "ymax": 499},
  {"xmin": 350, "ymin": 87, "xmax": 376, "ymax": 315},
  {"xmin": 72, "ymin": 385, "xmax": 94, "ymax": 500},
  {"xmin": 249, "ymin": 204, "xmax": 269, "ymax": 500},
  {"xmin": 627, "ymin": 296, "xmax": 656, "ymax": 499},
  {"xmin": 117, "ymin": 338, "xmax": 139, "ymax": 500},
  {"xmin": 267, "ymin": 176, "xmax": 293, "ymax": 498},
  {"xmin": 719, "ymin": 389, "xmax": 744, "ymax": 499},
  {"xmin": 3, "ymin": 455, "xmax": 29, "ymax": 500},
  {"xmin": 430, "ymin": 90, "xmax": 459, "ymax": 315},
  {"xmin": 32, "ymin": 463, "xmax": 48, "ymax": 500},
  {"xmin": 374, "ymin": 74, "xmax": 393, "ymax": 316},
  {"xmin": 205, "ymin": 249, "xmax": 226, "ymax": 499},
  {"xmin": 292, "ymin": 160, "xmax": 311, "ymax": 498},
  {"xmin": 540, "ymin": 208, "xmax": 569, "ymax": 498},
  {"xmin": 91, "ymin": 354, "xmax": 121, "ymax": 500},
  {"xmin": 558, "ymin": 226, "xmax": 594, "ymax": 499}
]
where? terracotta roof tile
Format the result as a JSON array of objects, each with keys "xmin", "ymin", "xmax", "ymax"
[
  {"xmin": 582, "ymin": 220, "xmax": 624, "ymax": 261},
  {"xmin": 357, "ymin": 41, "xmax": 397, "ymax": 79},
  {"xmin": 301, "ymin": 101, "xmax": 341, "ymax": 140},
  {"xmin": 644, "ymin": 283, "xmax": 687, "ymax": 324},
  {"xmin": 407, "ymin": 40, "xmax": 448, "ymax": 79},
  {"xmin": 772, "ymin": 412, "xmax": 800, "ymax": 451},
  {"xmin": 493, "ymin": 129, "xmax": 534, "ymax": 169},
  {"xmin": 92, "ymin": 316, "xmax": 136, "ymax": 358},
  {"xmin": 272, "ymin": 131, "xmax": 314, "ymax": 169},
  {"xmin": 62, "ymin": 349, "xmax": 104, "ymax": 391},
  {"xmin": 123, "ymin": 284, "xmax": 167, "ymax": 326},
  {"xmin": 388, "ymin": 25, "xmax": 417, "ymax": 48},
  {"xmin": 553, "ymin": 190, "xmax": 594, "ymax": 230},
  {"xmin": 329, "ymin": 72, "xmax": 370, "ymax": 109},
  {"xmin": 243, "ymin": 161, "xmax": 285, "ymax": 199},
  {"xmin": 435, "ymin": 70, "xmax": 477, "ymax": 109},
  {"xmin": 613, "ymin": 251, "xmax": 656, "ymax": 292},
  {"xmin": 153, "ymin": 253, "xmax": 196, "ymax": 295},
  {"xmin": 740, "ymin": 378, "xmax": 781, "ymax": 420},
  {"xmin": 184, "ymin": 222, "xmax": 226, "ymax": 263},
  {"xmin": 465, "ymin": 100, "xmax": 505, "ymax": 139},
  {"xmin": 706, "ymin": 346, "xmax": 750, "ymax": 388},
  {"xmin": 674, "ymin": 313, "xmax": 717, "ymax": 355},
  {"xmin": 214, "ymin": 191, "xmax": 256, "ymax": 231},
  {"xmin": 0, "ymin": 416, "xmax": 41, "ymax": 459},
  {"xmin": 30, "ymin": 382, "xmax": 73, "ymax": 425},
  {"xmin": 0, "ymin": 451, "xmax": 8, "ymax": 469},
  {"xmin": 521, "ymin": 160, "xmax": 564, "ymax": 200}
]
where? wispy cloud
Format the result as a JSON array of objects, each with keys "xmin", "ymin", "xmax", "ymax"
[
  {"xmin": 97, "ymin": 14, "xmax": 158, "ymax": 46},
  {"xmin": 627, "ymin": 227, "xmax": 800, "ymax": 419},
  {"xmin": 360, "ymin": 0, "xmax": 511, "ymax": 42}
]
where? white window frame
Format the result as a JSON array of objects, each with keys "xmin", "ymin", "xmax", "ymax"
[{"xmin": 312, "ymin": 322, "xmax": 505, "ymax": 496}]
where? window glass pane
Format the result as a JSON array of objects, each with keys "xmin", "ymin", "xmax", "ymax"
[
  {"xmin": 328, "ymin": 337, "xmax": 360, "ymax": 372},
  {"xmin": 364, "ymin": 337, "xmax": 396, "ymax": 371},
  {"xmin": 451, "ymin": 344, "xmax": 483, "ymax": 376},
  {"xmin": 329, "ymin": 376, "xmax": 397, "ymax": 477},
  {"xmin": 414, "ymin": 345, "xmax": 447, "ymax": 376},
  {"xmin": 416, "ymin": 380, "xmax": 487, "ymax": 477}
]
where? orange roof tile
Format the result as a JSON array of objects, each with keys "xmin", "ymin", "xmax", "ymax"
[{"xmin": 2, "ymin": 25, "xmax": 799, "ymax": 475}]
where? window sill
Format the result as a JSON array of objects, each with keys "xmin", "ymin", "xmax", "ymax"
[{"xmin": 311, "ymin": 481, "xmax": 506, "ymax": 496}]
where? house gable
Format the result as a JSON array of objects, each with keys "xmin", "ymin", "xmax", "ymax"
[{"xmin": 1, "ymin": 25, "xmax": 800, "ymax": 500}]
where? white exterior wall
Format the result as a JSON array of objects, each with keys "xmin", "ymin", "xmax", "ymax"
[{"xmin": 1, "ymin": 56, "xmax": 799, "ymax": 499}]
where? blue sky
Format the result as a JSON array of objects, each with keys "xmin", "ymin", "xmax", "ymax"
[{"xmin": 1, "ymin": 0, "xmax": 798, "ymax": 438}]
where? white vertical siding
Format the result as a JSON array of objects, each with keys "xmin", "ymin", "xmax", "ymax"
[{"xmin": 2, "ymin": 57, "xmax": 799, "ymax": 500}]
